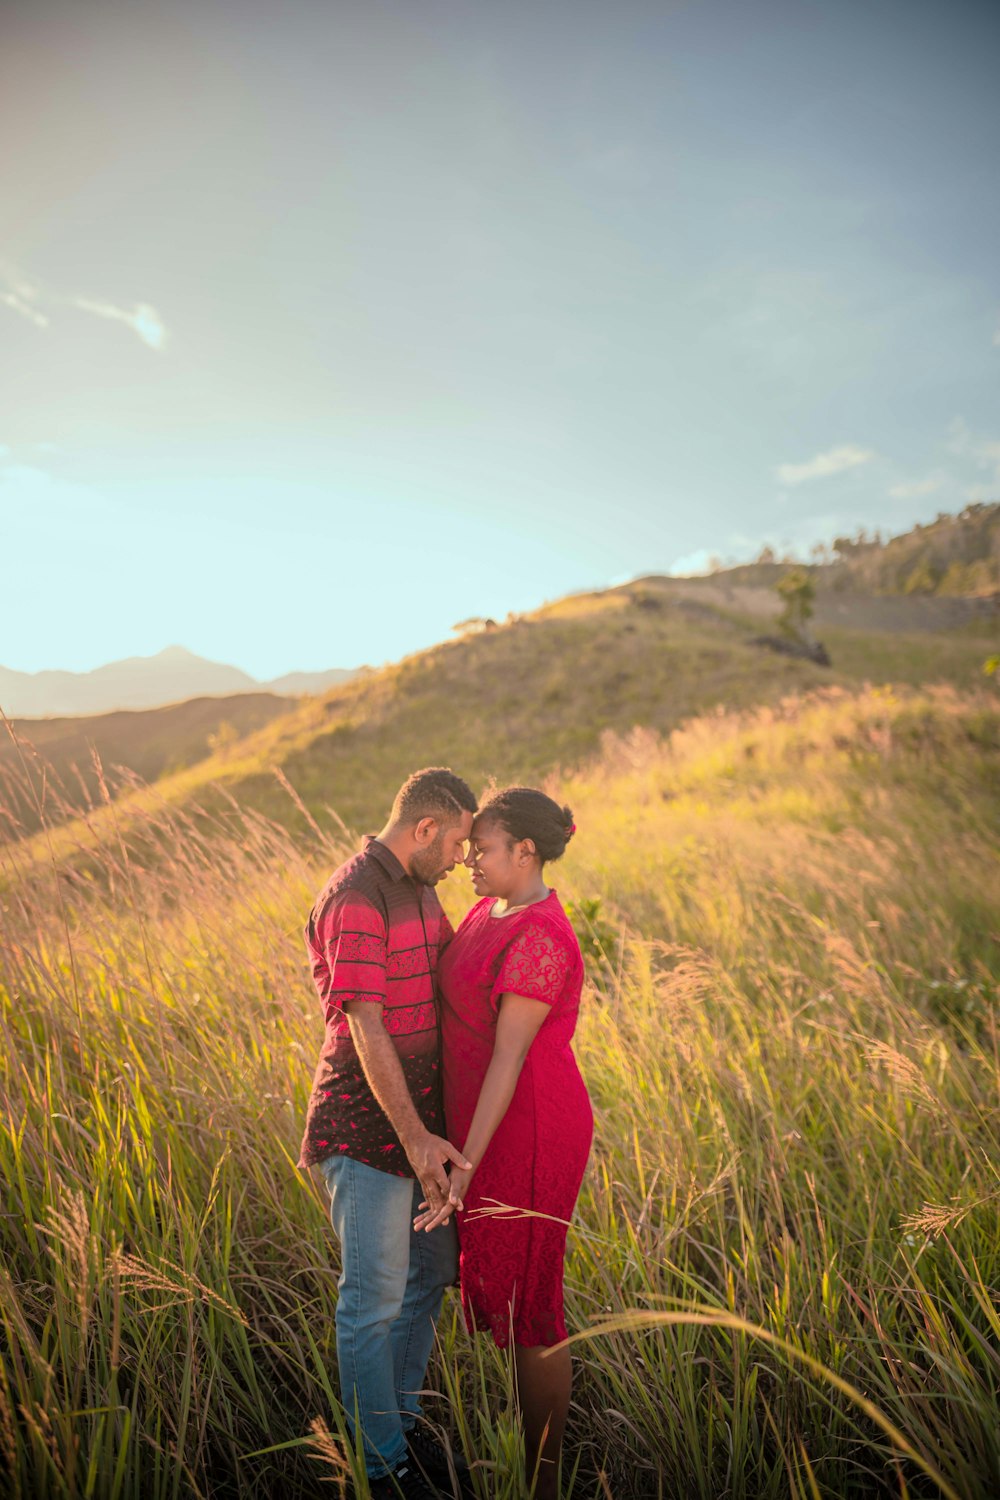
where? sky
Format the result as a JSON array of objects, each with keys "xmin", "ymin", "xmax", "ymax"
[{"xmin": 2, "ymin": 0, "xmax": 998, "ymax": 679}]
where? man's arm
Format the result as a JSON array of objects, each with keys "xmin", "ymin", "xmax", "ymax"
[{"xmin": 346, "ymin": 1002, "xmax": 470, "ymax": 1209}]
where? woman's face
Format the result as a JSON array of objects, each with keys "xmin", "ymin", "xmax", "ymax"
[{"xmin": 465, "ymin": 817, "xmax": 520, "ymax": 898}]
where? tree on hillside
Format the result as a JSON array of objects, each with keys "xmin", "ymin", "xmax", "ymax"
[
  {"xmin": 902, "ymin": 558, "xmax": 942, "ymax": 595},
  {"xmin": 827, "ymin": 502, "xmax": 1000, "ymax": 596},
  {"xmin": 832, "ymin": 527, "xmax": 881, "ymax": 560},
  {"xmin": 775, "ymin": 568, "xmax": 816, "ymax": 641},
  {"xmin": 752, "ymin": 569, "xmax": 829, "ymax": 664}
]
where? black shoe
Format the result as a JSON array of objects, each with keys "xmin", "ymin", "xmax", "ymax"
[
  {"xmin": 405, "ymin": 1426, "xmax": 471, "ymax": 1490},
  {"xmin": 368, "ymin": 1458, "xmax": 441, "ymax": 1498}
]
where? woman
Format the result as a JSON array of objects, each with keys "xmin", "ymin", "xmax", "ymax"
[{"xmin": 414, "ymin": 786, "xmax": 593, "ymax": 1499}]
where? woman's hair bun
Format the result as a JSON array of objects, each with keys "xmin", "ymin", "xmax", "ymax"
[{"xmin": 476, "ymin": 787, "xmax": 575, "ymax": 864}]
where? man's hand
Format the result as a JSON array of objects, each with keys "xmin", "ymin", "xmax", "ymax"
[
  {"xmin": 404, "ymin": 1131, "xmax": 472, "ymax": 1212},
  {"xmin": 414, "ymin": 1163, "xmax": 473, "ymax": 1232}
]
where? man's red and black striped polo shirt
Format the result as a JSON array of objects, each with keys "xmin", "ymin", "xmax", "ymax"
[{"xmin": 298, "ymin": 836, "xmax": 453, "ymax": 1175}]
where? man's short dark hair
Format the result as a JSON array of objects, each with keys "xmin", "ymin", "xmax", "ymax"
[{"xmin": 391, "ymin": 767, "xmax": 477, "ymax": 829}]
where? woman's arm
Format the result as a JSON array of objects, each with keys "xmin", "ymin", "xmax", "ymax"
[
  {"xmin": 462, "ymin": 993, "xmax": 550, "ymax": 1169},
  {"xmin": 415, "ymin": 992, "xmax": 550, "ymax": 1231}
]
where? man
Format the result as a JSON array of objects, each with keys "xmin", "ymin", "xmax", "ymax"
[{"xmin": 299, "ymin": 767, "xmax": 478, "ymax": 1498}]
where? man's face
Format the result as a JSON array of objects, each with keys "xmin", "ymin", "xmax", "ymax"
[{"xmin": 410, "ymin": 810, "xmax": 474, "ymax": 885}]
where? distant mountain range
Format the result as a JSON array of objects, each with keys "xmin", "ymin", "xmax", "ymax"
[{"xmin": 0, "ymin": 646, "xmax": 356, "ymax": 718}]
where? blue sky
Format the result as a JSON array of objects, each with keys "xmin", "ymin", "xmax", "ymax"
[{"xmin": 2, "ymin": 0, "xmax": 998, "ymax": 678}]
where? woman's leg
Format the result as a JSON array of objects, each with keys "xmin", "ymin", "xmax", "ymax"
[{"xmin": 513, "ymin": 1342, "xmax": 572, "ymax": 1500}]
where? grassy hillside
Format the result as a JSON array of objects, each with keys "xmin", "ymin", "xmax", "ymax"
[
  {"xmin": 833, "ymin": 502, "xmax": 1000, "ymax": 596},
  {"xmin": 0, "ymin": 693, "xmax": 289, "ymax": 841},
  {"xmin": 1, "ymin": 682, "xmax": 997, "ymax": 1498},
  {"xmin": 5, "ymin": 579, "xmax": 997, "ymax": 880},
  {"xmin": 702, "ymin": 501, "xmax": 1000, "ymax": 598}
]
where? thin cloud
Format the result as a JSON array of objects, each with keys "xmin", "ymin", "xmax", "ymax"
[
  {"xmin": 947, "ymin": 417, "xmax": 1000, "ymax": 483},
  {"xmin": 993, "ymin": 319, "xmax": 1000, "ymax": 348},
  {"xmin": 668, "ymin": 547, "xmax": 717, "ymax": 576},
  {"xmin": 888, "ymin": 475, "xmax": 943, "ymax": 500},
  {"xmin": 678, "ymin": 512, "xmax": 881, "ymax": 573},
  {"xmin": 979, "ymin": 441, "xmax": 1000, "ymax": 483},
  {"xmin": 775, "ymin": 445, "xmax": 875, "ymax": 486},
  {"xmin": 72, "ymin": 297, "xmax": 167, "ymax": 350},
  {"xmin": 0, "ymin": 263, "xmax": 167, "ymax": 350},
  {"xmin": 1, "ymin": 288, "xmax": 49, "ymax": 328},
  {"xmin": 0, "ymin": 462, "xmax": 52, "ymax": 487},
  {"xmin": 947, "ymin": 416, "xmax": 972, "ymax": 456}
]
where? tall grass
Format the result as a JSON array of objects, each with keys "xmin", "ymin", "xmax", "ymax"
[{"xmin": 1, "ymin": 684, "xmax": 998, "ymax": 1497}]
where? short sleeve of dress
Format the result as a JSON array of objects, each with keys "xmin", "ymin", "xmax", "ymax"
[
  {"xmin": 317, "ymin": 891, "xmax": 387, "ymax": 1017},
  {"xmin": 491, "ymin": 919, "xmax": 573, "ymax": 1012}
]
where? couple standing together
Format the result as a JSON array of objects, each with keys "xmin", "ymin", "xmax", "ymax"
[{"xmin": 298, "ymin": 768, "xmax": 594, "ymax": 1498}]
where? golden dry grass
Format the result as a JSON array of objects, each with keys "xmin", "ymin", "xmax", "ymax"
[{"xmin": 1, "ymin": 680, "xmax": 998, "ymax": 1497}]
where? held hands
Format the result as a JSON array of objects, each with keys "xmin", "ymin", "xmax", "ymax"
[
  {"xmin": 414, "ymin": 1164, "xmax": 473, "ymax": 1232},
  {"xmin": 405, "ymin": 1131, "xmax": 472, "ymax": 1214}
]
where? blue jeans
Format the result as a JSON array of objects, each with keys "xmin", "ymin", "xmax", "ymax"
[{"xmin": 319, "ymin": 1153, "xmax": 458, "ymax": 1480}]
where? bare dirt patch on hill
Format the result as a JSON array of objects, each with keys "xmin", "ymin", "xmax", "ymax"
[{"xmin": 631, "ymin": 575, "xmax": 999, "ymax": 634}]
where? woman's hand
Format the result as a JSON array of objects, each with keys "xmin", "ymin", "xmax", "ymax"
[{"xmin": 414, "ymin": 1165, "xmax": 473, "ymax": 1232}]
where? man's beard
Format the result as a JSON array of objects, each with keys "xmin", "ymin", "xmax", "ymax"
[{"xmin": 410, "ymin": 832, "xmax": 448, "ymax": 885}]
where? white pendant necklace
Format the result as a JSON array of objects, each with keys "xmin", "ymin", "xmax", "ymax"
[{"xmin": 492, "ymin": 887, "xmax": 549, "ymax": 918}]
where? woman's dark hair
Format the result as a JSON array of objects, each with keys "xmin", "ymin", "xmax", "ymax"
[{"xmin": 476, "ymin": 786, "xmax": 575, "ymax": 865}]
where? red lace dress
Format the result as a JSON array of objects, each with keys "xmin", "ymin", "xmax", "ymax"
[{"xmin": 438, "ymin": 892, "xmax": 593, "ymax": 1348}]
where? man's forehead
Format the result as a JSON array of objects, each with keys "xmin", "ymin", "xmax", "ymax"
[{"xmin": 455, "ymin": 810, "xmax": 475, "ymax": 837}]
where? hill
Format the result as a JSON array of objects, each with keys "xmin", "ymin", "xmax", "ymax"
[
  {"xmin": 833, "ymin": 500, "xmax": 1000, "ymax": 595},
  {"xmin": 4, "ymin": 574, "xmax": 997, "ymax": 876},
  {"xmin": 700, "ymin": 500, "xmax": 1000, "ymax": 598},
  {"xmin": 1, "ymin": 679, "xmax": 997, "ymax": 1497},
  {"xmin": 0, "ymin": 645, "xmax": 355, "ymax": 717},
  {"xmin": 0, "ymin": 692, "xmax": 290, "ymax": 841}
]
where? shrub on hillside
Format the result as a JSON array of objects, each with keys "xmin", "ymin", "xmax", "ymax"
[
  {"xmin": 565, "ymin": 895, "xmax": 619, "ymax": 973},
  {"xmin": 775, "ymin": 568, "xmax": 816, "ymax": 640}
]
